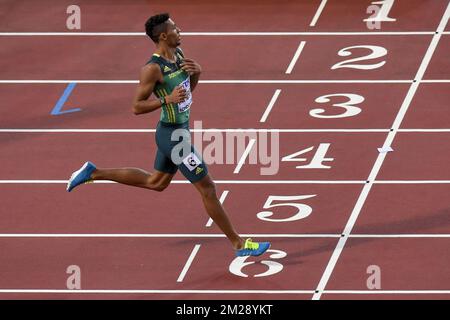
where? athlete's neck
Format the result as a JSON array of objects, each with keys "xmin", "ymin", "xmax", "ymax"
[{"xmin": 155, "ymin": 44, "xmax": 177, "ymax": 62}]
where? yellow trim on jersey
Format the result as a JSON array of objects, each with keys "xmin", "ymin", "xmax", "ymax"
[
  {"xmin": 157, "ymin": 89, "xmax": 173, "ymax": 122},
  {"xmin": 159, "ymin": 89, "xmax": 175, "ymax": 123},
  {"xmin": 163, "ymin": 89, "xmax": 176, "ymax": 123}
]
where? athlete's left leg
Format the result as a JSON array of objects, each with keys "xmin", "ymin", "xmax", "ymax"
[
  {"xmin": 176, "ymin": 132, "xmax": 270, "ymax": 256},
  {"xmin": 192, "ymin": 173, "xmax": 244, "ymax": 250}
]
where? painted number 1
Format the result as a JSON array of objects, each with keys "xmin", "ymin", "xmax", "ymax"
[{"xmin": 364, "ymin": 0, "xmax": 396, "ymax": 22}]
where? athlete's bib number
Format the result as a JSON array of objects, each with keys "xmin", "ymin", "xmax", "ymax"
[{"xmin": 177, "ymin": 77, "xmax": 192, "ymax": 113}]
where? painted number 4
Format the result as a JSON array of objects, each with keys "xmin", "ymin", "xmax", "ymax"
[{"xmin": 282, "ymin": 143, "xmax": 334, "ymax": 169}]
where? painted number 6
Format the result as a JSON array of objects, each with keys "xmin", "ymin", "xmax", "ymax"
[
  {"xmin": 257, "ymin": 195, "xmax": 316, "ymax": 222},
  {"xmin": 229, "ymin": 249, "xmax": 287, "ymax": 278}
]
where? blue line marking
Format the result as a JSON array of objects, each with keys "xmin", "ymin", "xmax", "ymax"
[{"xmin": 51, "ymin": 82, "xmax": 81, "ymax": 115}]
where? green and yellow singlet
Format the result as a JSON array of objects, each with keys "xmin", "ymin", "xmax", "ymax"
[{"xmin": 147, "ymin": 47, "xmax": 192, "ymax": 124}]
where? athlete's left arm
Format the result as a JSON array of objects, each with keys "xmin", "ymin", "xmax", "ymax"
[{"xmin": 180, "ymin": 58, "xmax": 202, "ymax": 92}]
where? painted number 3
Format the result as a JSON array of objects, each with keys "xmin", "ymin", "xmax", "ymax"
[{"xmin": 310, "ymin": 93, "xmax": 364, "ymax": 119}]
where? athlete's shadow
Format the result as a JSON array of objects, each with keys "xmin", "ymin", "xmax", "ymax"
[
  {"xmin": 169, "ymin": 207, "xmax": 450, "ymax": 269},
  {"xmin": 283, "ymin": 207, "xmax": 450, "ymax": 266},
  {"xmin": 162, "ymin": 208, "xmax": 449, "ymax": 287}
]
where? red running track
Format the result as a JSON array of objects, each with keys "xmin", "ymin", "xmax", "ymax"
[{"xmin": 0, "ymin": 0, "xmax": 449, "ymax": 300}]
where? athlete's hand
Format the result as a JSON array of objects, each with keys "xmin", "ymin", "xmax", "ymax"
[
  {"xmin": 166, "ymin": 85, "xmax": 187, "ymax": 104},
  {"xmin": 180, "ymin": 58, "xmax": 202, "ymax": 75}
]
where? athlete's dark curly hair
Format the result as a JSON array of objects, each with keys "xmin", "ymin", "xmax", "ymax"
[{"xmin": 145, "ymin": 13, "xmax": 170, "ymax": 43}]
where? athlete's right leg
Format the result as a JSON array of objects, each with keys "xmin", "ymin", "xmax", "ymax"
[
  {"xmin": 67, "ymin": 144, "xmax": 177, "ymax": 192},
  {"xmin": 91, "ymin": 168, "xmax": 174, "ymax": 192},
  {"xmin": 68, "ymin": 141, "xmax": 177, "ymax": 192}
]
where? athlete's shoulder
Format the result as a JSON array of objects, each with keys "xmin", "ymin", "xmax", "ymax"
[
  {"xmin": 140, "ymin": 62, "xmax": 162, "ymax": 82},
  {"xmin": 146, "ymin": 53, "xmax": 162, "ymax": 65}
]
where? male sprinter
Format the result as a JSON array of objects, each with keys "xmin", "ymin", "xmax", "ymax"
[{"xmin": 67, "ymin": 13, "xmax": 270, "ymax": 257}]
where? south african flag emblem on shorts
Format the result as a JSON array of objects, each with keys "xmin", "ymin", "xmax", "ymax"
[{"xmin": 196, "ymin": 167, "xmax": 203, "ymax": 175}]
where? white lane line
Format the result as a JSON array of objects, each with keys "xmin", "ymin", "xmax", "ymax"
[
  {"xmin": 233, "ymin": 139, "xmax": 256, "ymax": 174},
  {"xmin": 0, "ymin": 79, "xmax": 414, "ymax": 84},
  {"xmin": 0, "ymin": 32, "xmax": 145, "ymax": 36},
  {"xmin": 0, "ymin": 180, "xmax": 364, "ymax": 184},
  {"xmin": 370, "ymin": 18, "xmax": 449, "ymax": 155},
  {"xmin": 398, "ymin": 129, "xmax": 450, "ymax": 132},
  {"xmin": 0, "ymin": 80, "xmax": 139, "ymax": 84},
  {"xmin": 0, "ymin": 180, "xmax": 72, "ymax": 184},
  {"xmin": 1, "ymin": 128, "xmax": 449, "ymax": 133},
  {"xmin": 260, "ymin": 89, "xmax": 281, "ymax": 122},
  {"xmin": 350, "ymin": 234, "xmax": 450, "ymax": 238},
  {"xmin": 421, "ymin": 79, "xmax": 450, "ymax": 83},
  {"xmin": 2, "ymin": 180, "xmax": 450, "ymax": 185},
  {"xmin": 0, "ymin": 129, "xmax": 391, "ymax": 133},
  {"xmin": 285, "ymin": 41, "xmax": 306, "ymax": 74},
  {"xmin": 0, "ymin": 234, "xmax": 341, "ymax": 238},
  {"xmin": 0, "ymin": 289, "xmax": 447, "ymax": 294},
  {"xmin": 177, "ymin": 244, "xmax": 201, "ymax": 282},
  {"xmin": 391, "ymin": 37, "xmax": 449, "ymax": 131},
  {"xmin": 206, "ymin": 190, "xmax": 229, "ymax": 227},
  {"xmin": 0, "ymin": 234, "xmax": 448, "ymax": 238},
  {"xmin": 310, "ymin": 0, "xmax": 328, "ymax": 27},
  {"xmin": 2, "ymin": 180, "xmax": 450, "ymax": 184},
  {"xmin": 324, "ymin": 290, "xmax": 450, "ymax": 294},
  {"xmin": 0, "ymin": 31, "xmax": 434, "ymax": 36},
  {"xmin": 375, "ymin": 180, "xmax": 450, "ymax": 184},
  {"xmin": 312, "ymin": 2, "xmax": 450, "ymax": 301},
  {"xmin": 0, "ymin": 289, "xmax": 315, "ymax": 294}
]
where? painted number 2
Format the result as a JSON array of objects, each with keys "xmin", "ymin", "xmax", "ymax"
[
  {"xmin": 331, "ymin": 45, "xmax": 387, "ymax": 70},
  {"xmin": 310, "ymin": 93, "xmax": 364, "ymax": 119}
]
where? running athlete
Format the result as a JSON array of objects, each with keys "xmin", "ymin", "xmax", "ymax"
[{"xmin": 67, "ymin": 13, "xmax": 270, "ymax": 257}]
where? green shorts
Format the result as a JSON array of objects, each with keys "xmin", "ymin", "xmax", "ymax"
[{"xmin": 154, "ymin": 121, "xmax": 208, "ymax": 183}]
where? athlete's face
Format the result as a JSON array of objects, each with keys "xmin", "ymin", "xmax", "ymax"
[{"xmin": 163, "ymin": 19, "xmax": 181, "ymax": 47}]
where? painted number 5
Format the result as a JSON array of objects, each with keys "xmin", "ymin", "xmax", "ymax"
[
  {"xmin": 331, "ymin": 45, "xmax": 387, "ymax": 70},
  {"xmin": 257, "ymin": 195, "xmax": 316, "ymax": 222},
  {"xmin": 310, "ymin": 93, "xmax": 364, "ymax": 119}
]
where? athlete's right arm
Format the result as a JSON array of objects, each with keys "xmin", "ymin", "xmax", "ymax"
[
  {"xmin": 132, "ymin": 63, "xmax": 187, "ymax": 115},
  {"xmin": 132, "ymin": 64, "xmax": 163, "ymax": 115}
]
